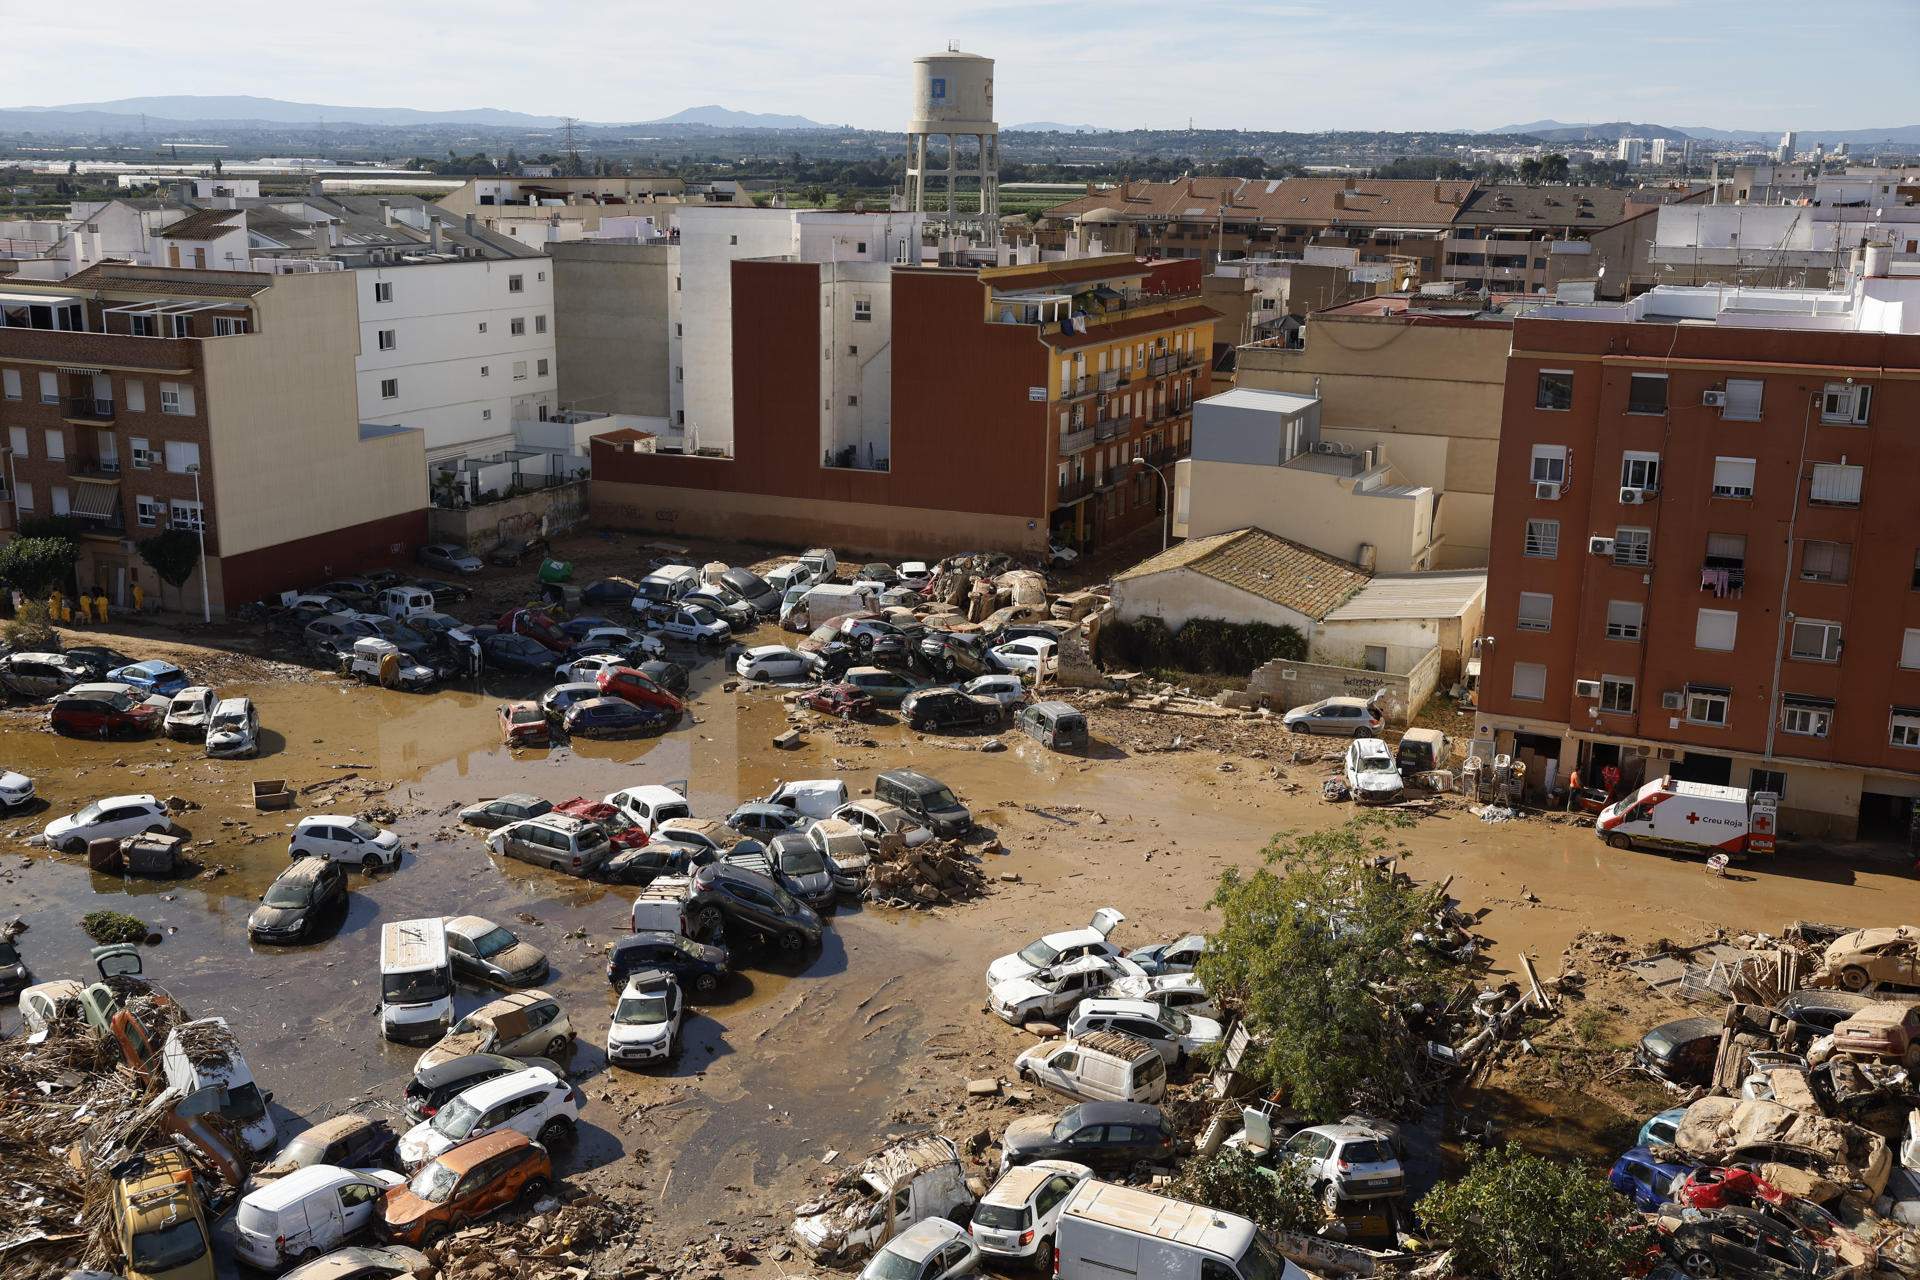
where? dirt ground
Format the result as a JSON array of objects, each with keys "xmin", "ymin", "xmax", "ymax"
[{"xmin": 6, "ymin": 528, "xmax": 1918, "ymax": 1278}]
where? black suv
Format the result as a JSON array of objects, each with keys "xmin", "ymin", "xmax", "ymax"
[
  {"xmin": 247, "ymin": 857, "xmax": 348, "ymax": 943},
  {"xmin": 687, "ymin": 863, "xmax": 824, "ymax": 955},
  {"xmin": 607, "ymin": 930, "xmax": 730, "ymax": 995},
  {"xmin": 901, "ymin": 687, "xmax": 1007, "ymax": 732},
  {"xmin": 875, "ymin": 768, "xmax": 973, "ymax": 839}
]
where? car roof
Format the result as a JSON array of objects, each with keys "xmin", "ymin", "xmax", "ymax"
[
  {"xmin": 620, "ymin": 969, "xmax": 676, "ymax": 995},
  {"xmin": 297, "ymin": 813, "xmax": 363, "ymax": 826},
  {"xmin": 746, "ymin": 644, "xmax": 797, "ymax": 657},
  {"xmin": 247, "ymin": 1163, "xmax": 369, "ymax": 1208},
  {"xmin": 276, "ymin": 857, "xmax": 334, "ymax": 885},
  {"xmin": 289, "ymin": 1113, "xmax": 380, "ymax": 1145},
  {"xmin": 444, "ymin": 914, "xmax": 500, "ymax": 936},
  {"xmin": 92, "ymin": 793, "xmax": 161, "ymax": 807},
  {"xmin": 455, "ymin": 1065, "xmax": 560, "ymax": 1109},
  {"xmin": 1077, "ymin": 998, "xmax": 1166, "ymax": 1020},
  {"xmin": 211, "ymin": 696, "xmax": 252, "ymax": 713},
  {"xmin": 170, "ymin": 685, "xmax": 214, "ymax": 698},
  {"xmin": 882, "ymin": 1217, "xmax": 963, "ymax": 1261},
  {"xmin": 620, "ymin": 929, "xmax": 699, "ymax": 948},
  {"xmin": 1307, "ymin": 1122, "xmax": 1392, "ymax": 1143},
  {"xmin": 1072, "ymin": 1101, "xmax": 1164, "ymax": 1124},
  {"xmin": 433, "ymin": 1128, "xmax": 533, "ymax": 1173},
  {"xmin": 481, "ymin": 793, "xmax": 544, "ymax": 807}
]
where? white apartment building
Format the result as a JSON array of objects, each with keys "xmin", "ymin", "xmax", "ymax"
[{"xmin": 667, "ymin": 206, "xmax": 923, "ymax": 456}]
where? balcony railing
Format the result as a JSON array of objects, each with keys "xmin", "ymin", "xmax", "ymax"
[
  {"xmin": 1059, "ymin": 375, "xmax": 1094, "ymax": 402},
  {"xmin": 1147, "ymin": 354, "xmax": 1177, "ymax": 377},
  {"xmin": 1097, "ymin": 369, "xmax": 1123, "ymax": 392},
  {"xmin": 66, "ymin": 396, "xmax": 114, "ymax": 422},
  {"xmin": 1059, "ymin": 427, "xmax": 1095, "ymax": 456},
  {"xmin": 1094, "ymin": 419, "xmax": 1119, "ymax": 443},
  {"xmin": 1700, "ymin": 562, "xmax": 1745, "ymax": 597},
  {"xmin": 1056, "ymin": 476, "xmax": 1094, "ymax": 504},
  {"xmin": 67, "ymin": 457, "xmax": 121, "ymax": 480}
]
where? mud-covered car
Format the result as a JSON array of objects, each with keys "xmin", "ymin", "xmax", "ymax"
[
  {"xmin": 686, "ymin": 862, "xmax": 822, "ymax": 954},
  {"xmin": 800, "ymin": 682, "xmax": 876, "ymax": 720},
  {"xmin": 1814, "ymin": 927, "xmax": 1920, "ymax": 993},
  {"xmin": 792, "ymin": 1135, "xmax": 972, "ymax": 1262}
]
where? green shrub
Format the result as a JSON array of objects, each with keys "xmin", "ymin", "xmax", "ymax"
[
  {"xmin": 82, "ymin": 911, "xmax": 148, "ymax": 944},
  {"xmin": 2, "ymin": 601, "xmax": 57, "ymax": 652},
  {"xmin": 1096, "ymin": 614, "xmax": 1306, "ymax": 675}
]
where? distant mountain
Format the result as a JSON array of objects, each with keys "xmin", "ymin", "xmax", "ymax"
[
  {"xmin": 1486, "ymin": 119, "xmax": 1701, "ymax": 143},
  {"xmin": 1006, "ymin": 122, "xmax": 1109, "ymax": 133},
  {"xmin": 1485, "ymin": 118, "xmax": 1920, "ymax": 147},
  {"xmin": 640, "ymin": 105, "xmax": 828, "ymax": 129},
  {"xmin": 10, "ymin": 95, "xmax": 571, "ymax": 128}
]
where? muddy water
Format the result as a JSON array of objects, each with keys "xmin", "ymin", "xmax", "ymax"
[{"xmin": 5, "ymin": 630, "xmax": 1917, "ymax": 1257}]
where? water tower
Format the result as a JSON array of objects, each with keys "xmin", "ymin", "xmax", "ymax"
[{"xmin": 906, "ymin": 46, "xmax": 999, "ymax": 232}]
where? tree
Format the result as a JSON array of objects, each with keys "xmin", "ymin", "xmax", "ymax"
[
  {"xmin": 1518, "ymin": 158, "xmax": 1543, "ymax": 184},
  {"xmin": 137, "ymin": 529, "xmax": 201, "ymax": 608},
  {"xmin": 1195, "ymin": 817, "xmax": 1435, "ymax": 1120},
  {"xmin": 0, "ymin": 536, "xmax": 78, "ymax": 599},
  {"xmin": 1172, "ymin": 1147, "xmax": 1318, "ymax": 1236},
  {"xmin": 2, "ymin": 601, "xmax": 57, "ymax": 652},
  {"xmin": 1416, "ymin": 1145, "xmax": 1642, "ymax": 1280},
  {"xmin": 1541, "ymin": 153, "xmax": 1571, "ymax": 183}
]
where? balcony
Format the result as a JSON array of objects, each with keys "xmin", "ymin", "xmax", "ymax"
[
  {"xmin": 65, "ymin": 396, "xmax": 114, "ymax": 423},
  {"xmin": 1058, "ymin": 375, "xmax": 1094, "ymax": 403},
  {"xmin": 1147, "ymin": 353, "xmax": 1177, "ymax": 377},
  {"xmin": 1701, "ymin": 560, "xmax": 1745, "ymax": 598},
  {"xmin": 1097, "ymin": 369, "xmax": 1124, "ymax": 392},
  {"xmin": 1094, "ymin": 416, "xmax": 1125, "ymax": 443},
  {"xmin": 1059, "ymin": 426, "xmax": 1096, "ymax": 456},
  {"xmin": 67, "ymin": 455, "xmax": 122, "ymax": 481},
  {"xmin": 1056, "ymin": 476, "xmax": 1094, "ymax": 505}
]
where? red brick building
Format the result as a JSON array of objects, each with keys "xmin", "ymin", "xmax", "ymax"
[
  {"xmin": 592, "ymin": 253, "xmax": 1217, "ymax": 559},
  {"xmin": 1477, "ymin": 272, "xmax": 1920, "ymax": 840}
]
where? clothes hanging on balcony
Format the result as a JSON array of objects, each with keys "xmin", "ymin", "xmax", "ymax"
[{"xmin": 1701, "ymin": 567, "xmax": 1731, "ymax": 597}]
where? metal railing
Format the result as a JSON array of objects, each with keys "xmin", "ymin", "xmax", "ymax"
[
  {"xmin": 66, "ymin": 396, "xmax": 114, "ymax": 422},
  {"xmin": 1059, "ymin": 427, "xmax": 1095, "ymax": 456},
  {"xmin": 1147, "ymin": 354, "xmax": 1177, "ymax": 377},
  {"xmin": 1056, "ymin": 476, "xmax": 1094, "ymax": 504}
]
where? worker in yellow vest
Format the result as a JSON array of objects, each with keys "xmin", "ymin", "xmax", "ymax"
[
  {"xmin": 93, "ymin": 589, "xmax": 108, "ymax": 625},
  {"xmin": 48, "ymin": 589, "xmax": 62, "ymax": 621},
  {"xmin": 132, "ymin": 582, "xmax": 145, "ymax": 613},
  {"xmin": 76, "ymin": 594, "xmax": 93, "ymax": 624}
]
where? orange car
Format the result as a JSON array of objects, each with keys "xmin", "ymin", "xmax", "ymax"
[{"xmin": 380, "ymin": 1130, "xmax": 551, "ymax": 1246}]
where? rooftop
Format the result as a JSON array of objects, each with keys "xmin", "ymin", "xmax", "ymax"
[
  {"xmin": 1324, "ymin": 571, "xmax": 1489, "ymax": 623},
  {"xmin": 153, "ymin": 208, "xmax": 243, "ymax": 241},
  {"xmin": 1114, "ymin": 527, "xmax": 1369, "ymax": 621},
  {"xmin": 1201, "ymin": 386, "xmax": 1319, "ymax": 416},
  {"xmin": 1525, "ymin": 273, "xmax": 1920, "ymax": 335}
]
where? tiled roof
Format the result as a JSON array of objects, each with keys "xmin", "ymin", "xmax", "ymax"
[
  {"xmin": 1450, "ymin": 184, "xmax": 1636, "ymax": 228},
  {"xmin": 1041, "ymin": 304, "xmax": 1222, "ymax": 350},
  {"xmin": 1114, "ymin": 527, "xmax": 1370, "ymax": 621},
  {"xmin": 983, "ymin": 257, "xmax": 1151, "ymax": 290},
  {"xmin": 1043, "ymin": 178, "xmax": 1477, "ymax": 228},
  {"xmin": 62, "ymin": 262, "xmax": 271, "ymax": 298},
  {"xmin": 153, "ymin": 208, "xmax": 243, "ymax": 240}
]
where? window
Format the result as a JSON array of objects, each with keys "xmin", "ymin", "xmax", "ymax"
[
  {"xmin": 1695, "ymin": 608, "xmax": 1738, "ymax": 652},
  {"xmin": 1530, "ymin": 444, "xmax": 1567, "ymax": 485},
  {"xmin": 481, "ymin": 409, "xmax": 492, "ymax": 421},
  {"xmin": 1, "ymin": 369, "xmax": 17, "ymax": 400},
  {"xmin": 1600, "ymin": 676, "xmax": 1636, "ymax": 714},
  {"xmin": 512, "ymin": 362, "xmax": 527, "ymax": 382},
  {"xmin": 1606, "ymin": 600, "xmax": 1643, "ymax": 641},
  {"xmin": 1800, "ymin": 540, "xmax": 1851, "ymax": 584},
  {"xmin": 1614, "ymin": 527, "xmax": 1651, "ymax": 567},
  {"xmin": 1750, "ymin": 768, "xmax": 1786, "ymax": 798},
  {"xmin": 373, "ymin": 281, "xmax": 393, "ymax": 303},
  {"xmin": 848, "ymin": 345, "xmax": 859, "ymax": 356},
  {"xmin": 39, "ymin": 372, "xmax": 58, "ymax": 404},
  {"xmin": 1810, "ymin": 463, "xmax": 1862, "ymax": 506},
  {"xmin": 1820, "ymin": 382, "xmax": 1871, "ymax": 424},
  {"xmin": 1620, "ymin": 451, "xmax": 1660, "ymax": 492},
  {"xmin": 852, "ymin": 300, "xmax": 872, "ymax": 322},
  {"xmin": 130, "ymin": 436, "xmax": 150, "ymax": 469},
  {"xmin": 847, "ymin": 395, "xmax": 858, "ymax": 407},
  {"xmin": 50, "ymin": 486, "xmax": 69, "ymax": 516},
  {"xmin": 158, "ymin": 382, "xmax": 193, "ymax": 415},
  {"xmin": 136, "ymin": 495, "xmax": 159, "ymax": 527},
  {"xmin": 1523, "ymin": 519, "xmax": 1559, "ymax": 558},
  {"xmin": 510, "ymin": 317, "xmax": 526, "ymax": 337},
  {"xmin": 164, "ymin": 441, "xmax": 200, "ymax": 474},
  {"xmin": 508, "ymin": 274, "xmax": 524, "ymax": 293},
  {"xmin": 125, "ymin": 380, "xmax": 144, "ymax": 412},
  {"xmin": 165, "ymin": 313, "xmax": 191, "ymax": 338},
  {"xmin": 1722, "ymin": 378, "xmax": 1763, "ymax": 420},
  {"xmin": 1789, "ymin": 620, "xmax": 1842, "ymax": 662},
  {"xmin": 536, "ymin": 358, "xmax": 549, "ymax": 377},
  {"xmin": 130, "ymin": 313, "xmax": 156, "ymax": 337},
  {"xmin": 1687, "ymin": 688, "xmax": 1730, "ymax": 726},
  {"xmin": 43, "ymin": 429, "xmax": 64, "ymax": 462},
  {"xmin": 1780, "ymin": 699, "xmax": 1832, "ymax": 738},
  {"xmin": 1892, "ymin": 712, "xmax": 1920, "ymax": 750},
  {"xmin": 6, "ymin": 426, "xmax": 24, "ymax": 457},
  {"xmin": 479, "ymin": 365, "xmax": 489, "ymax": 378},
  {"xmin": 1711, "ymin": 457, "xmax": 1755, "ymax": 499},
  {"xmin": 169, "ymin": 500, "xmax": 205, "ymax": 532},
  {"xmin": 1627, "ymin": 373, "xmax": 1668, "ymax": 414},
  {"xmin": 13, "ymin": 481, "xmax": 30, "ymax": 511},
  {"xmin": 379, "ymin": 378, "xmax": 399, "ymax": 399},
  {"xmin": 377, "ymin": 329, "xmax": 396, "ymax": 351},
  {"xmin": 212, "ymin": 316, "xmax": 250, "ymax": 336},
  {"xmin": 1517, "ymin": 592, "xmax": 1553, "ymax": 632},
  {"xmin": 534, "ymin": 315, "xmax": 547, "ymax": 334},
  {"xmin": 1901, "ymin": 628, "xmax": 1920, "ymax": 670},
  {"xmin": 1511, "ymin": 662, "xmax": 1546, "ymax": 701},
  {"xmin": 1535, "ymin": 370, "xmax": 1573, "ymax": 410}
]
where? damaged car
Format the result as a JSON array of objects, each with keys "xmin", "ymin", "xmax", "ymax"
[
  {"xmin": 988, "ymin": 954, "xmax": 1146, "ymax": 1026},
  {"xmin": 414, "ymin": 991, "xmax": 574, "ymax": 1074},
  {"xmin": 443, "ymin": 915, "xmax": 548, "ymax": 988},
  {"xmin": 792, "ymin": 1135, "xmax": 973, "ymax": 1263},
  {"xmin": 1812, "ymin": 926, "xmax": 1920, "ymax": 993},
  {"xmin": 987, "ymin": 908, "xmax": 1126, "ymax": 988},
  {"xmin": 1674, "ymin": 1097, "xmax": 1892, "ymax": 1198}
]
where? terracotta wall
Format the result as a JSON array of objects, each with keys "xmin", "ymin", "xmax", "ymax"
[{"xmin": 218, "ymin": 508, "xmax": 428, "ymax": 609}]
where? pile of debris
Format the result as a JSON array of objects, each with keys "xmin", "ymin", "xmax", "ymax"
[
  {"xmin": 426, "ymin": 1194, "xmax": 643, "ymax": 1280},
  {"xmin": 862, "ymin": 835, "xmax": 989, "ymax": 908}
]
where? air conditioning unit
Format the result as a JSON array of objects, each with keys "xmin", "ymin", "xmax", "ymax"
[
  {"xmin": 1535, "ymin": 481, "xmax": 1562, "ymax": 501},
  {"xmin": 1661, "ymin": 691, "xmax": 1685, "ymax": 711},
  {"xmin": 1702, "ymin": 390, "xmax": 1728, "ymax": 408},
  {"xmin": 1587, "ymin": 535, "xmax": 1615, "ymax": 556},
  {"xmin": 1574, "ymin": 679, "xmax": 1602, "ymax": 699},
  {"xmin": 1620, "ymin": 486, "xmax": 1646, "ymax": 505}
]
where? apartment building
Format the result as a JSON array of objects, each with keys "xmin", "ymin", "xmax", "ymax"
[
  {"xmin": 438, "ymin": 176, "xmax": 688, "ymax": 245},
  {"xmin": 592, "ymin": 252, "xmax": 1217, "ymax": 557},
  {"xmin": 549, "ymin": 239, "xmax": 673, "ymax": 420},
  {"xmin": 1234, "ymin": 290, "xmax": 1548, "ymax": 568},
  {"xmin": 1648, "ymin": 188, "xmax": 1920, "ymax": 290},
  {"xmin": 0, "ymin": 265, "xmax": 426, "ymax": 613},
  {"xmin": 1477, "ymin": 261, "xmax": 1920, "ymax": 840}
]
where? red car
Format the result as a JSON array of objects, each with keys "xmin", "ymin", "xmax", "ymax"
[
  {"xmin": 800, "ymin": 682, "xmax": 875, "ymax": 720},
  {"xmin": 499, "ymin": 700, "xmax": 550, "ymax": 747},
  {"xmin": 596, "ymin": 665, "xmax": 685, "ymax": 717},
  {"xmin": 49, "ymin": 686, "xmax": 164, "ymax": 738},
  {"xmin": 496, "ymin": 607, "xmax": 571, "ymax": 654},
  {"xmin": 552, "ymin": 796, "xmax": 648, "ymax": 849}
]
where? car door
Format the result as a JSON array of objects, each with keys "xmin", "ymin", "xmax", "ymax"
[
  {"xmin": 1041, "ymin": 1048, "xmax": 1078, "ymax": 1092},
  {"xmin": 1036, "ymin": 1174, "xmax": 1077, "ymax": 1230},
  {"xmin": 1063, "ymin": 1122, "xmax": 1108, "ymax": 1166},
  {"xmin": 336, "ymin": 1180, "xmax": 382, "ymax": 1235}
]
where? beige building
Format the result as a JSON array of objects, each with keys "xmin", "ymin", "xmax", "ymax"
[
  {"xmin": 1232, "ymin": 291, "xmax": 1538, "ymax": 569},
  {"xmin": 1175, "ymin": 387, "xmax": 1441, "ymax": 573},
  {"xmin": 437, "ymin": 176, "xmax": 689, "ymax": 241},
  {"xmin": 1110, "ymin": 526, "xmax": 1369, "ymax": 635},
  {"xmin": 549, "ymin": 240, "xmax": 673, "ymax": 418}
]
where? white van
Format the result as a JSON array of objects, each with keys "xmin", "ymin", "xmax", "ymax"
[
  {"xmin": 635, "ymin": 565, "xmax": 700, "ymax": 608},
  {"xmin": 799, "ymin": 548, "xmax": 839, "ymax": 580},
  {"xmin": 764, "ymin": 778, "xmax": 850, "ymax": 819},
  {"xmin": 606, "ymin": 782, "xmax": 693, "ymax": 833},
  {"xmin": 1056, "ymin": 1182, "xmax": 1305, "ymax": 1280},
  {"xmin": 763, "ymin": 561, "xmax": 815, "ymax": 599},
  {"xmin": 781, "ymin": 582, "xmax": 879, "ymax": 631},
  {"xmin": 161, "ymin": 1017, "xmax": 278, "ymax": 1153},
  {"xmin": 1015, "ymin": 1032, "xmax": 1168, "ymax": 1104},
  {"xmin": 233, "ymin": 1165, "xmax": 402, "ymax": 1269},
  {"xmin": 380, "ymin": 918, "xmax": 454, "ymax": 1044},
  {"xmin": 377, "ymin": 586, "xmax": 435, "ymax": 619},
  {"xmin": 631, "ymin": 876, "xmax": 694, "ymax": 935}
]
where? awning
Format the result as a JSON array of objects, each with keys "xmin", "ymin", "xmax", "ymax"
[
  {"xmin": 71, "ymin": 481, "xmax": 120, "ymax": 519},
  {"xmin": 1892, "ymin": 706, "xmax": 1920, "ymax": 718},
  {"xmin": 1782, "ymin": 693, "xmax": 1837, "ymax": 709},
  {"xmin": 1685, "ymin": 683, "xmax": 1731, "ymax": 697},
  {"xmin": 59, "ymin": 367, "xmax": 102, "ymax": 377}
]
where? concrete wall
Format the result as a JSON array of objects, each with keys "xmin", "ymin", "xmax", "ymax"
[
  {"xmin": 1109, "ymin": 566, "xmax": 1317, "ymax": 637},
  {"xmin": 427, "ymin": 478, "xmax": 588, "ymax": 556},
  {"xmin": 1248, "ymin": 644, "xmax": 1442, "ymax": 725},
  {"xmin": 550, "ymin": 241, "xmax": 671, "ymax": 419},
  {"xmin": 1184, "ymin": 457, "xmax": 1436, "ymax": 572}
]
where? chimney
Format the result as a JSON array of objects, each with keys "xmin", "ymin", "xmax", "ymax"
[
  {"xmin": 1120, "ymin": 181, "xmax": 1132, "ymax": 202},
  {"xmin": 1863, "ymin": 241, "xmax": 1892, "ymax": 279},
  {"xmin": 465, "ymin": 213, "xmax": 477, "ymax": 238},
  {"xmin": 1186, "ymin": 179, "xmax": 1196, "ymax": 197},
  {"xmin": 430, "ymin": 220, "xmax": 443, "ymax": 254},
  {"xmin": 309, "ymin": 178, "xmax": 324, "ymax": 199},
  {"xmin": 1343, "ymin": 176, "xmax": 1357, "ymax": 192},
  {"xmin": 325, "ymin": 219, "xmax": 338, "ymax": 248},
  {"xmin": 68, "ymin": 232, "xmax": 82, "ymax": 271}
]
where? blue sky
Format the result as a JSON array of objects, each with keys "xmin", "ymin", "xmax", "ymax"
[{"xmin": 10, "ymin": 0, "xmax": 1913, "ymax": 132}]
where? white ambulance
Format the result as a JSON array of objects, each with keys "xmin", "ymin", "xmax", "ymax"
[{"xmin": 1595, "ymin": 776, "xmax": 1778, "ymax": 857}]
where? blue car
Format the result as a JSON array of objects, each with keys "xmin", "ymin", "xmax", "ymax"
[
  {"xmin": 1608, "ymin": 1146, "xmax": 1691, "ymax": 1211},
  {"xmin": 560, "ymin": 614, "xmax": 621, "ymax": 641},
  {"xmin": 106, "ymin": 661, "xmax": 190, "ymax": 697},
  {"xmin": 1638, "ymin": 1107, "xmax": 1687, "ymax": 1150}
]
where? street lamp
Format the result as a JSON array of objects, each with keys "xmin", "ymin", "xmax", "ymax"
[
  {"xmin": 186, "ymin": 464, "xmax": 209, "ymax": 622},
  {"xmin": 1131, "ymin": 454, "xmax": 1170, "ymax": 553}
]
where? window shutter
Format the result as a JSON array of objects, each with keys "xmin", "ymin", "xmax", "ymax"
[
  {"xmin": 1711, "ymin": 457, "xmax": 1755, "ymax": 497},
  {"xmin": 1723, "ymin": 378, "xmax": 1763, "ymax": 419},
  {"xmin": 1903, "ymin": 629, "xmax": 1920, "ymax": 669},
  {"xmin": 1695, "ymin": 609, "xmax": 1738, "ymax": 652},
  {"xmin": 1811, "ymin": 463, "xmax": 1862, "ymax": 504}
]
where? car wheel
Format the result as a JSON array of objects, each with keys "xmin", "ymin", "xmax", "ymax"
[
  {"xmin": 779, "ymin": 929, "xmax": 807, "ymax": 953},
  {"xmin": 752, "ymin": 670, "xmax": 770, "ymax": 682},
  {"xmin": 857, "ymin": 635, "xmax": 873, "ymax": 652},
  {"xmin": 1681, "ymin": 1250, "xmax": 1718, "ymax": 1278},
  {"xmin": 1295, "ymin": 722, "xmax": 1312, "ymax": 735},
  {"xmin": 362, "ymin": 853, "xmax": 384, "ymax": 872},
  {"xmin": 520, "ymin": 1174, "xmax": 550, "ymax": 1203},
  {"xmin": 60, "ymin": 836, "xmax": 86, "ymax": 854},
  {"xmin": 697, "ymin": 906, "xmax": 726, "ymax": 937},
  {"xmin": 145, "ymin": 823, "xmax": 167, "ymax": 835},
  {"xmin": 1838, "ymin": 965, "xmax": 1873, "ymax": 992},
  {"xmin": 545, "ymin": 1036, "xmax": 570, "ymax": 1061},
  {"xmin": 1319, "ymin": 1181, "xmax": 1342, "ymax": 1213},
  {"xmin": 538, "ymin": 1117, "xmax": 575, "ymax": 1147},
  {"xmin": 694, "ymin": 972, "xmax": 719, "ymax": 994},
  {"xmin": 1353, "ymin": 727, "xmax": 1368, "ymax": 738},
  {"xmin": 911, "ymin": 717, "xmax": 928, "ymax": 731},
  {"xmin": 1605, "ymin": 832, "xmax": 1632, "ymax": 851}
]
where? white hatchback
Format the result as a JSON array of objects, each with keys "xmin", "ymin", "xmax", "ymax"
[
  {"xmin": 395, "ymin": 1065, "xmax": 578, "ymax": 1167},
  {"xmin": 43, "ymin": 793, "xmax": 172, "ymax": 853},
  {"xmin": 735, "ymin": 646, "xmax": 811, "ymax": 682},
  {"xmin": 288, "ymin": 815, "xmax": 404, "ymax": 871},
  {"xmin": 970, "ymin": 1160, "xmax": 1093, "ymax": 1264},
  {"xmin": 991, "ymin": 636, "xmax": 1059, "ymax": 678}
]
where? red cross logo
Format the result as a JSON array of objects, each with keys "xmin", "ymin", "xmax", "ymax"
[{"xmin": 1685, "ymin": 811, "xmax": 1700, "ymax": 824}]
